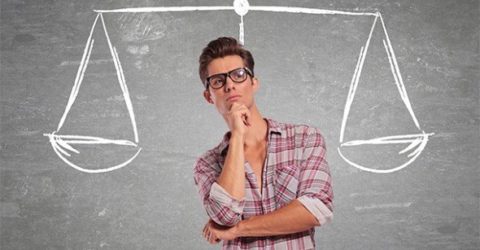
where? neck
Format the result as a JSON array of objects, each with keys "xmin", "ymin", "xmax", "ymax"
[{"xmin": 243, "ymin": 104, "xmax": 268, "ymax": 147}]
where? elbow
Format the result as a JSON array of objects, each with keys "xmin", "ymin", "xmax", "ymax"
[
  {"xmin": 205, "ymin": 198, "xmax": 244, "ymax": 226},
  {"xmin": 207, "ymin": 206, "xmax": 242, "ymax": 226},
  {"xmin": 307, "ymin": 209, "xmax": 332, "ymax": 228},
  {"xmin": 316, "ymin": 210, "xmax": 333, "ymax": 227},
  {"xmin": 297, "ymin": 196, "xmax": 333, "ymax": 227},
  {"xmin": 312, "ymin": 217, "xmax": 321, "ymax": 227},
  {"xmin": 204, "ymin": 183, "xmax": 245, "ymax": 226},
  {"xmin": 315, "ymin": 205, "xmax": 333, "ymax": 227}
]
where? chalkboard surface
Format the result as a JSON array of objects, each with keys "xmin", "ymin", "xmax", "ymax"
[{"xmin": 1, "ymin": 0, "xmax": 478, "ymax": 249}]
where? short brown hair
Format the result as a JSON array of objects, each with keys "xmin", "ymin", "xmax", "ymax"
[{"xmin": 198, "ymin": 37, "xmax": 255, "ymax": 87}]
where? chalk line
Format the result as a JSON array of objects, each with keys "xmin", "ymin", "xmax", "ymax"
[
  {"xmin": 93, "ymin": 5, "xmax": 378, "ymax": 16},
  {"xmin": 45, "ymin": 132, "xmax": 141, "ymax": 174},
  {"xmin": 379, "ymin": 13, "xmax": 421, "ymax": 130},
  {"xmin": 57, "ymin": 14, "xmax": 99, "ymax": 132},
  {"xmin": 339, "ymin": 13, "xmax": 379, "ymax": 143},
  {"xmin": 354, "ymin": 202, "xmax": 412, "ymax": 211},
  {"xmin": 248, "ymin": 6, "xmax": 377, "ymax": 16},
  {"xmin": 341, "ymin": 133, "xmax": 434, "ymax": 146},
  {"xmin": 47, "ymin": 0, "xmax": 434, "ymax": 174},
  {"xmin": 336, "ymin": 10, "xmax": 434, "ymax": 173},
  {"xmin": 45, "ymin": 12, "xmax": 141, "ymax": 173},
  {"xmin": 99, "ymin": 13, "xmax": 139, "ymax": 143},
  {"xmin": 338, "ymin": 132, "xmax": 432, "ymax": 174},
  {"xmin": 93, "ymin": 6, "xmax": 235, "ymax": 13}
]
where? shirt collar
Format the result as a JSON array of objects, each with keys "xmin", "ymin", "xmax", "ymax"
[{"xmin": 219, "ymin": 118, "xmax": 282, "ymax": 157}]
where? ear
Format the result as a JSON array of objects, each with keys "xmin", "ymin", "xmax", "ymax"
[
  {"xmin": 252, "ymin": 77, "xmax": 260, "ymax": 93},
  {"xmin": 203, "ymin": 90, "xmax": 214, "ymax": 104}
]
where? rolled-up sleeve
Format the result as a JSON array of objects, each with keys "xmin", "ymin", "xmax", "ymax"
[
  {"xmin": 194, "ymin": 155, "xmax": 245, "ymax": 226},
  {"xmin": 296, "ymin": 128, "xmax": 334, "ymax": 226}
]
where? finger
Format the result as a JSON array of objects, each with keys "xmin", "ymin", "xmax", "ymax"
[
  {"xmin": 208, "ymin": 231, "xmax": 217, "ymax": 244},
  {"xmin": 241, "ymin": 114, "xmax": 249, "ymax": 126},
  {"xmin": 209, "ymin": 236, "xmax": 216, "ymax": 244},
  {"xmin": 203, "ymin": 225, "xmax": 209, "ymax": 239},
  {"xmin": 206, "ymin": 230, "xmax": 213, "ymax": 242},
  {"xmin": 229, "ymin": 101, "xmax": 241, "ymax": 111},
  {"xmin": 203, "ymin": 219, "xmax": 212, "ymax": 235},
  {"xmin": 211, "ymin": 238, "xmax": 220, "ymax": 244},
  {"xmin": 228, "ymin": 103, "xmax": 248, "ymax": 115},
  {"xmin": 241, "ymin": 109, "xmax": 251, "ymax": 126},
  {"xmin": 230, "ymin": 102, "xmax": 249, "ymax": 112}
]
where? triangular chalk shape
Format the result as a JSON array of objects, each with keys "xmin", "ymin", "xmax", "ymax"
[
  {"xmin": 44, "ymin": 13, "xmax": 141, "ymax": 174},
  {"xmin": 338, "ymin": 12, "xmax": 433, "ymax": 174}
]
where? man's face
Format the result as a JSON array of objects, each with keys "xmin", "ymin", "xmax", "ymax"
[{"xmin": 203, "ymin": 55, "xmax": 259, "ymax": 115}]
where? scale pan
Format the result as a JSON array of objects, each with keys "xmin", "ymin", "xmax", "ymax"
[
  {"xmin": 45, "ymin": 133, "xmax": 142, "ymax": 173},
  {"xmin": 338, "ymin": 132, "xmax": 433, "ymax": 174}
]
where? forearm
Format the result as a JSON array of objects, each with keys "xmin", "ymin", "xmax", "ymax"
[
  {"xmin": 235, "ymin": 199, "xmax": 319, "ymax": 237},
  {"xmin": 204, "ymin": 182, "xmax": 245, "ymax": 226},
  {"xmin": 216, "ymin": 133, "xmax": 245, "ymax": 200}
]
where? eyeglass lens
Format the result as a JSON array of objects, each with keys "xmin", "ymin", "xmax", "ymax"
[{"xmin": 208, "ymin": 68, "xmax": 249, "ymax": 89}]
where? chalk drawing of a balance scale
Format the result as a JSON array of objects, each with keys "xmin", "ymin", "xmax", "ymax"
[{"xmin": 44, "ymin": 0, "xmax": 434, "ymax": 174}]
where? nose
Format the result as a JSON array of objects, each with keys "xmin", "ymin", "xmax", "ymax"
[{"xmin": 223, "ymin": 76, "xmax": 236, "ymax": 92}]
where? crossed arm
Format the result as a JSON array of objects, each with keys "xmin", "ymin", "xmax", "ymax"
[
  {"xmin": 194, "ymin": 129, "xmax": 333, "ymax": 244},
  {"xmin": 202, "ymin": 199, "xmax": 320, "ymax": 243}
]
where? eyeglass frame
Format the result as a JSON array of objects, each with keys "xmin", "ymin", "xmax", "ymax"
[{"xmin": 204, "ymin": 67, "xmax": 254, "ymax": 90}]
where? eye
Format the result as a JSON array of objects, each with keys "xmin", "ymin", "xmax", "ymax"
[
  {"xmin": 232, "ymin": 69, "xmax": 246, "ymax": 79},
  {"xmin": 210, "ymin": 76, "xmax": 225, "ymax": 87}
]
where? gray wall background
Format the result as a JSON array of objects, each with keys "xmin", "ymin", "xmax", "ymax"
[{"xmin": 1, "ymin": 0, "xmax": 478, "ymax": 249}]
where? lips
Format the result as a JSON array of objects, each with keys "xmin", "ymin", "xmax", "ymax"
[{"xmin": 226, "ymin": 95, "xmax": 241, "ymax": 102}]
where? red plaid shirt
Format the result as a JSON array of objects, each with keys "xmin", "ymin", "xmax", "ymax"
[{"xmin": 194, "ymin": 118, "xmax": 333, "ymax": 249}]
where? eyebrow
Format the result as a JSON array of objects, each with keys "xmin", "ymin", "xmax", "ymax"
[{"xmin": 207, "ymin": 67, "xmax": 244, "ymax": 77}]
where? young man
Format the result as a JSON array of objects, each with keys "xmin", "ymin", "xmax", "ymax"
[{"xmin": 194, "ymin": 37, "xmax": 333, "ymax": 249}]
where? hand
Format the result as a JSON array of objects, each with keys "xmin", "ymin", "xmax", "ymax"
[
  {"xmin": 202, "ymin": 219, "xmax": 239, "ymax": 244},
  {"xmin": 223, "ymin": 102, "xmax": 251, "ymax": 137},
  {"xmin": 202, "ymin": 219, "xmax": 221, "ymax": 244}
]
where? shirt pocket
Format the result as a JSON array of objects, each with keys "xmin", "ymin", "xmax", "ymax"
[{"xmin": 274, "ymin": 164, "xmax": 300, "ymax": 207}]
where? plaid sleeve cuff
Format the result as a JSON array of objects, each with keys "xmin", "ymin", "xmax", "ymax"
[
  {"xmin": 210, "ymin": 182, "xmax": 245, "ymax": 214},
  {"xmin": 297, "ymin": 195, "xmax": 333, "ymax": 226}
]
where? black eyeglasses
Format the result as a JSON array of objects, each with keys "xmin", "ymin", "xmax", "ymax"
[{"xmin": 205, "ymin": 67, "xmax": 253, "ymax": 89}]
